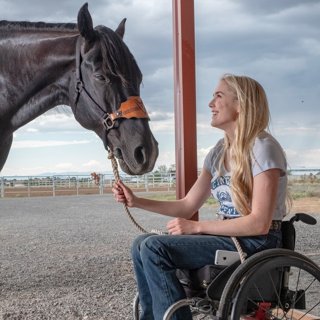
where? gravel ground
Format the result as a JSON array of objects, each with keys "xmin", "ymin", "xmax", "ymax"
[{"xmin": 0, "ymin": 195, "xmax": 319, "ymax": 320}]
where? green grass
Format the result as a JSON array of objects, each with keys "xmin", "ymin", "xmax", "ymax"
[
  {"xmin": 144, "ymin": 192, "xmax": 176, "ymax": 201},
  {"xmin": 289, "ymin": 182, "xmax": 320, "ymax": 199},
  {"xmin": 143, "ymin": 182, "xmax": 320, "ymax": 204},
  {"xmin": 144, "ymin": 191, "xmax": 218, "ymax": 206}
]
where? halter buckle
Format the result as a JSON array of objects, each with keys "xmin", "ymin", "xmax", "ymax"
[
  {"xmin": 103, "ymin": 114, "xmax": 115, "ymax": 130},
  {"xmin": 75, "ymin": 80, "xmax": 83, "ymax": 93}
]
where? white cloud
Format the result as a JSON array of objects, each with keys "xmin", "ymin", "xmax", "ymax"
[
  {"xmin": 82, "ymin": 160, "xmax": 102, "ymax": 168},
  {"xmin": 285, "ymin": 148, "xmax": 320, "ymax": 168},
  {"xmin": 300, "ymin": 38, "xmax": 320, "ymax": 56},
  {"xmin": 1, "ymin": 0, "xmax": 319, "ymax": 176},
  {"xmin": 1, "ymin": 166, "xmax": 47, "ymax": 177},
  {"xmin": 251, "ymin": 57, "xmax": 307, "ymax": 74},
  {"xmin": 197, "ymin": 146, "xmax": 212, "ymax": 167},
  {"xmin": 79, "ymin": 160, "xmax": 114, "ymax": 174},
  {"xmin": 11, "ymin": 140, "xmax": 91, "ymax": 149},
  {"xmin": 25, "ymin": 128, "xmax": 39, "ymax": 133},
  {"xmin": 55, "ymin": 163, "xmax": 73, "ymax": 170},
  {"xmin": 273, "ymin": 121, "xmax": 320, "ymax": 133},
  {"xmin": 18, "ymin": 113, "xmax": 81, "ymax": 134},
  {"xmin": 149, "ymin": 111, "xmax": 173, "ymax": 121},
  {"xmin": 154, "ymin": 150, "xmax": 176, "ymax": 168},
  {"xmin": 149, "ymin": 113, "xmax": 174, "ymax": 133},
  {"xmin": 81, "ymin": 160, "xmax": 111, "ymax": 173}
]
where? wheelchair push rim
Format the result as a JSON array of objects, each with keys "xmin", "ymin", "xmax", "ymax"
[{"xmin": 217, "ymin": 248, "xmax": 320, "ymax": 320}]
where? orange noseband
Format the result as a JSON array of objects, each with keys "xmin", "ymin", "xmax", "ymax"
[{"xmin": 103, "ymin": 96, "xmax": 149, "ymax": 130}]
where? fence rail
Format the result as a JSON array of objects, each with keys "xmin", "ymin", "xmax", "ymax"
[
  {"xmin": 1, "ymin": 170, "xmax": 319, "ymax": 198},
  {"xmin": 0, "ymin": 173, "xmax": 176, "ymax": 198}
]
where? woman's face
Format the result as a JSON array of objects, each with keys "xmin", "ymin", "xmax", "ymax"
[{"xmin": 208, "ymin": 80, "xmax": 240, "ymax": 134}]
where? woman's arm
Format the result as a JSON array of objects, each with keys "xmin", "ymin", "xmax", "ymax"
[
  {"xmin": 167, "ymin": 168, "xmax": 281, "ymax": 236},
  {"xmin": 113, "ymin": 168, "xmax": 212, "ymax": 219}
]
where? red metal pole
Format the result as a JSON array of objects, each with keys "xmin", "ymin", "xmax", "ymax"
[{"xmin": 172, "ymin": 0, "xmax": 198, "ymax": 218}]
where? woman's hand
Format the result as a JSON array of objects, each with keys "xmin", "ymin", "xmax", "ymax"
[
  {"xmin": 112, "ymin": 180, "xmax": 136, "ymax": 207},
  {"xmin": 166, "ymin": 218, "xmax": 200, "ymax": 235}
]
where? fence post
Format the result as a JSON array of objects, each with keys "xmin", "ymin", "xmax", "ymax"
[
  {"xmin": 28, "ymin": 177, "xmax": 31, "ymax": 197},
  {"xmin": 144, "ymin": 174, "xmax": 149, "ymax": 192},
  {"xmin": 99, "ymin": 174, "xmax": 103, "ymax": 195},
  {"xmin": 52, "ymin": 176, "xmax": 56, "ymax": 197},
  {"xmin": 1, "ymin": 177, "xmax": 4, "ymax": 198},
  {"xmin": 76, "ymin": 176, "xmax": 79, "ymax": 196}
]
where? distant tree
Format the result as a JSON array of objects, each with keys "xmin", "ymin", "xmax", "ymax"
[
  {"xmin": 157, "ymin": 165, "xmax": 168, "ymax": 174},
  {"xmin": 169, "ymin": 164, "xmax": 176, "ymax": 173},
  {"xmin": 308, "ymin": 173, "xmax": 315, "ymax": 183}
]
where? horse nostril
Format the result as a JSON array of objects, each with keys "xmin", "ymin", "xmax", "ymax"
[
  {"xmin": 114, "ymin": 148, "xmax": 123, "ymax": 160},
  {"xmin": 134, "ymin": 146, "xmax": 146, "ymax": 165}
]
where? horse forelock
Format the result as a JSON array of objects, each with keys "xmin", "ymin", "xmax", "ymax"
[
  {"xmin": 95, "ymin": 25, "xmax": 142, "ymax": 87},
  {"xmin": 0, "ymin": 20, "xmax": 78, "ymax": 32}
]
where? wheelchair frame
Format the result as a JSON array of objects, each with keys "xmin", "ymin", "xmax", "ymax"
[{"xmin": 133, "ymin": 213, "xmax": 320, "ymax": 320}]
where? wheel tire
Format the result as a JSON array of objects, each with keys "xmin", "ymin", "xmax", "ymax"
[{"xmin": 217, "ymin": 249, "xmax": 320, "ymax": 319}]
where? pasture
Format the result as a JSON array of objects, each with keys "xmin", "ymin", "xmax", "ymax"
[{"xmin": 0, "ymin": 194, "xmax": 319, "ymax": 319}]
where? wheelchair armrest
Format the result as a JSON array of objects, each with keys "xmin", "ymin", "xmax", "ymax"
[
  {"xmin": 282, "ymin": 213, "xmax": 317, "ymax": 251},
  {"xmin": 290, "ymin": 213, "xmax": 317, "ymax": 225}
]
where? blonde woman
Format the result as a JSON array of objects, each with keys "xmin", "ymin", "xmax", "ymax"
[{"xmin": 113, "ymin": 74, "xmax": 288, "ymax": 320}]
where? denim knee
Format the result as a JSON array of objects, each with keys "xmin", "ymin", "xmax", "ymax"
[{"xmin": 131, "ymin": 234, "xmax": 154, "ymax": 262}]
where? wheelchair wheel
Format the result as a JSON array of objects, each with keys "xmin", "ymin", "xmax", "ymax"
[
  {"xmin": 134, "ymin": 294, "xmax": 215, "ymax": 320},
  {"xmin": 163, "ymin": 297, "xmax": 216, "ymax": 320},
  {"xmin": 217, "ymin": 248, "xmax": 320, "ymax": 319}
]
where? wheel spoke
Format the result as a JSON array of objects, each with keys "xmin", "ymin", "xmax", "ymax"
[{"xmin": 217, "ymin": 249, "xmax": 320, "ymax": 320}]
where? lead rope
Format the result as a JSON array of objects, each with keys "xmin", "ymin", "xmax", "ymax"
[
  {"xmin": 108, "ymin": 149, "xmax": 166, "ymax": 235},
  {"xmin": 231, "ymin": 236, "xmax": 246, "ymax": 263},
  {"xmin": 108, "ymin": 149, "xmax": 246, "ymax": 261}
]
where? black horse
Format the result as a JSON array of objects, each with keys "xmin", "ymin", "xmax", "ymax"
[{"xmin": 0, "ymin": 3, "xmax": 158, "ymax": 175}]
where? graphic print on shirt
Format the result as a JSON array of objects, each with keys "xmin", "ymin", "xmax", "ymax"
[{"xmin": 211, "ymin": 175, "xmax": 240, "ymax": 217}]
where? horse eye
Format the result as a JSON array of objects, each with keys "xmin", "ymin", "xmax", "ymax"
[{"xmin": 94, "ymin": 74, "xmax": 110, "ymax": 84}]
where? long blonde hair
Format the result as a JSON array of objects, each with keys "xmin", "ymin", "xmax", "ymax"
[{"xmin": 219, "ymin": 74, "xmax": 270, "ymax": 216}]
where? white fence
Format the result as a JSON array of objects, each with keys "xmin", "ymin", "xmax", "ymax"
[
  {"xmin": 1, "ymin": 169, "xmax": 319, "ymax": 198},
  {"xmin": 0, "ymin": 173, "xmax": 176, "ymax": 198}
]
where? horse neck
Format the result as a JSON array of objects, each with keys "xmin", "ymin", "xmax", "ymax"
[{"xmin": 0, "ymin": 29, "xmax": 79, "ymax": 130}]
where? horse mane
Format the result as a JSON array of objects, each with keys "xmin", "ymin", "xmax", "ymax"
[
  {"xmin": 95, "ymin": 25, "xmax": 142, "ymax": 86},
  {"xmin": 0, "ymin": 20, "xmax": 78, "ymax": 32},
  {"xmin": 0, "ymin": 20, "xmax": 142, "ymax": 86}
]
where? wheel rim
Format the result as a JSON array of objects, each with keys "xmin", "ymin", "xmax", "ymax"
[{"xmin": 230, "ymin": 256, "xmax": 320, "ymax": 319}]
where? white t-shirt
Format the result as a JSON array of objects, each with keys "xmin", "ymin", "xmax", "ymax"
[{"xmin": 203, "ymin": 132, "xmax": 287, "ymax": 220}]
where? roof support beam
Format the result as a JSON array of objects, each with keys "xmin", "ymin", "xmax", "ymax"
[{"xmin": 172, "ymin": 0, "xmax": 198, "ymax": 218}]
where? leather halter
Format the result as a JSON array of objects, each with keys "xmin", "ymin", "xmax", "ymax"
[{"xmin": 74, "ymin": 37, "xmax": 149, "ymax": 130}]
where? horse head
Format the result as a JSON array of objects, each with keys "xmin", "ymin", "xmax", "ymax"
[{"xmin": 70, "ymin": 3, "xmax": 158, "ymax": 175}]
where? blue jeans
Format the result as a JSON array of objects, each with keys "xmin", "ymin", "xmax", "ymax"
[{"xmin": 131, "ymin": 231, "xmax": 282, "ymax": 320}]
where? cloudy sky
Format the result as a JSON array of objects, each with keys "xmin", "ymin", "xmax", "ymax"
[{"xmin": 1, "ymin": 0, "xmax": 319, "ymax": 176}]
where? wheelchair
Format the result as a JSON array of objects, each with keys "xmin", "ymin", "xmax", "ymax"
[{"xmin": 133, "ymin": 213, "xmax": 320, "ymax": 319}]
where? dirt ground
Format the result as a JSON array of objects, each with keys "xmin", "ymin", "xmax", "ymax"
[
  {"xmin": 290, "ymin": 197, "xmax": 320, "ymax": 213},
  {"xmin": 0, "ymin": 195, "xmax": 319, "ymax": 320}
]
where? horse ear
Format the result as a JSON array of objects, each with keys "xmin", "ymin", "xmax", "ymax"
[
  {"xmin": 77, "ymin": 3, "xmax": 95, "ymax": 42},
  {"xmin": 115, "ymin": 18, "xmax": 126, "ymax": 39}
]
